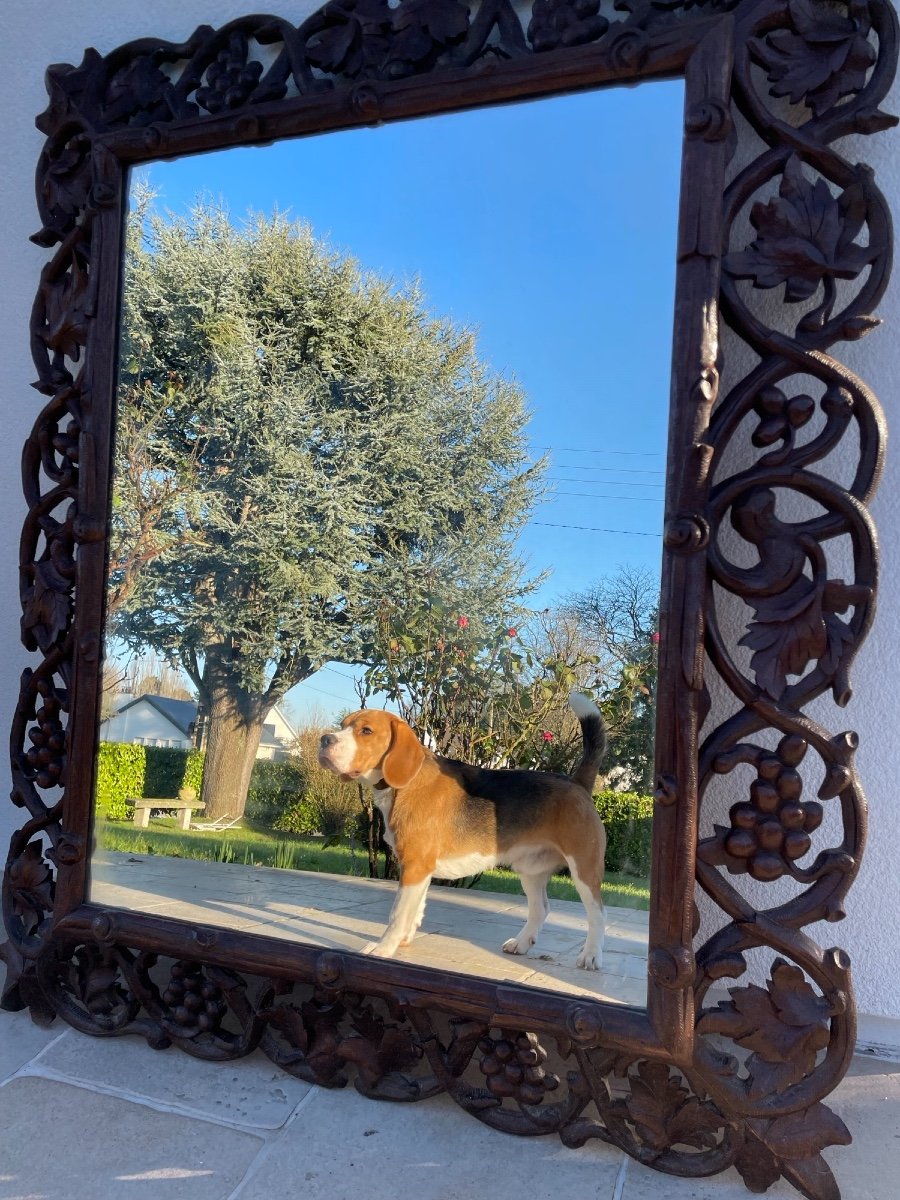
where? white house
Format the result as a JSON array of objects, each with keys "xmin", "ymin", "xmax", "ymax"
[{"xmin": 99, "ymin": 693, "xmax": 298, "ymax": 760}]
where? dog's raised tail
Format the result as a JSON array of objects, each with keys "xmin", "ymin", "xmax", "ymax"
[{"xmin": 568, "ymin": 691, "xmax": 607, "ymax": 794}]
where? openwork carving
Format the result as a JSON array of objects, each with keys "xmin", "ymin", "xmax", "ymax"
[{"xmin": 3, "ymin": 3, "xmax": 895, "ymax": 1197}]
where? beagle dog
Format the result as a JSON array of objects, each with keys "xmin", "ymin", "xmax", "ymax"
[{"xmin": 317, "ymin": 692, "xmax": 608, "ymax": 969}]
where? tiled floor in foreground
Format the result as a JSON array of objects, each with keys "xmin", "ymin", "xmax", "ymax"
[
  {"xmin": 0, "ymin": 985, "xmax": 897, "ymax": 1200},
  {"xmin": 91, "ymin": 850, "xmax": 648, "ymax": 1005}
]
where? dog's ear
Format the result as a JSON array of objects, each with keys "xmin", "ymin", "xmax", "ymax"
[{"xmin": 382, "ymin": 716, "xmax": 425, "ymax": 788}]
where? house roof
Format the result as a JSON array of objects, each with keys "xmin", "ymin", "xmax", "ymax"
[
  {"xmin": 114, "ymin": 694, "xmax": 196, "ymax": 736},
  {"xmin": 110, "ymin": 693, "xmax": 297, "ymax": 746}
]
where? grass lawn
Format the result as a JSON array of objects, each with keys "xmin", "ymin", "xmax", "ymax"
[{"xmin": 97, "ymin": 817, "xmax": 650, "ymax": 911}]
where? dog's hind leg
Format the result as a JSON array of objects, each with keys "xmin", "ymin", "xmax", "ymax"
[
  {"xmin": 502, "ymin": 870, "xmax": 551, "ymax": 956},
  {"xmin": 566, "ymin": 856, "xmax": 605, "ymax": 970}
]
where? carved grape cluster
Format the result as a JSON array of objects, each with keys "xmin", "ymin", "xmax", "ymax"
[
  {"xmin": 25, "ymin": 683, "xmax": 65, "ymax": 789},
  {"xmin": 478, "ymin": 1031, "xmax": 559, "ymax": 1104},
  {"xmin": 752, "ymin": 385, "xmax": 815, "ymax": 450},
  {"xmin": 528, "ymin": 0, "xmax": 609, "ymax": 53},
  {"xmin": 196, "ymin": 40, "xmax": 263, "ymax": 114},
  {"xmin": 51, "ymin": 418, "xmax": 79, "ymax": 466},
  {"xmin": 162, "ymin": 962, "xmax": 227, "ymax": 1034},
  {"xmin": 723, "ymin": 735, "xmax": 823, "ymax": 880}
]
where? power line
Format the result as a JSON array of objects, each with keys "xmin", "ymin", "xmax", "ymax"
[
  {"xmin": 548, "ymin": 476, "xmax": 665, "ymax": 488},
  {"xmin": 534, "ymin": 445, "xmax": 665, "ymax": 457},
  {"xmin": 533, "ymin": 520, "xmax": 661, "ymax": 537},
  {"xmin": 552, "ymin": 491, "xmax": 664, "ymax": 502},
  {"xmin": 295, "ymin": 679, "xmax": 351, "ymax": 702},
  {"xmin": 319, "ymin": 663, "xmax": 357, "ymax": 681},
  {"xmin": 552, "ymin": 465, "xmax": 665, "ymax": 475}
]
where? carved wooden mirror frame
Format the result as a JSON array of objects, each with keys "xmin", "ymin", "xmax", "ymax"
[{"xmin": 2, "ymin": 2, "xmax": 896, "ymax": 1195}]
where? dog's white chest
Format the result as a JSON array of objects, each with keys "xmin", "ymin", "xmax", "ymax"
[
  {"xmin": 433, "ymin": 851, "xmax": 498, "ymax": 879},
  {"xmin": 372, "ymin": 789, "xmax": 396, "ymax": 849}
]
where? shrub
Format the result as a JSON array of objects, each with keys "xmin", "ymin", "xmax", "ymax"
[
  {"xmin": 95, "ymin": 742, "xmax": 206, "ymax": 821},
  {"xmin": 290, "ymin": 726, "xmax": 360, "ymax": 838},
  {"xmin": 245, "ymin": 757, "xmax": 309, "ymax": 827},
  {"xmin": 95, "ymin": 742, "xmax": 145, "ymax": 820},
  {"xmin": 144, "ymin": 745, "xmax": 205, "ymax": 801},
  {"xmin": 594, "ymin": 789, "xmax": 654, "ymax": 877}
]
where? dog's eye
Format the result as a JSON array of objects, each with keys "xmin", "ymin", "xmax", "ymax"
[{"xmin": 360, "ymin": 726, "xmax": 373, "ymax": 736}]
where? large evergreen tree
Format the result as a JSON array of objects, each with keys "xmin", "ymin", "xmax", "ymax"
[{"xmin": 111, "ymin": 197, "xmax": 543, "ymax": 817}]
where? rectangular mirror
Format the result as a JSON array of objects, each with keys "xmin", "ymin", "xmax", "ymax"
[
  {"xmin": 90, "ymin": 81, "xmax": 682, "ymax": 1009},
  {"xmin": 10, "ymin": 5, "xmax": 889, "ymax": 1195}
]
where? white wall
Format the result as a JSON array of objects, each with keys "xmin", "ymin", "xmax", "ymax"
[{"xmin": 1, "ymin": 1, "xmax": 897, "ymax": 1048}]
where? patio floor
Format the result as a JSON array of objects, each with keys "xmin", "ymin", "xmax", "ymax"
[
  {"xmin": 90, "ymin": 851, "xmax": 649, "ymax": 1005},
  {"xmin": 0, "ymin": 964, "xmax": 897, "ymax": 1200}
]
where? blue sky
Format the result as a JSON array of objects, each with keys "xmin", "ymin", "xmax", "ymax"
[{"xmin": 127, "ymin": 80, "xmax": 684, "ymax": 722}]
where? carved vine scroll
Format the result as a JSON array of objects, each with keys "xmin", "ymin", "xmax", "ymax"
[{"xmin": 2, "ymin": 3, "xmax": 896, "ymax": 1198}]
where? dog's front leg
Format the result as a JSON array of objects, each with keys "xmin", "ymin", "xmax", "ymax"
[{"xmin": 369, "ymin": 872, "xmax": 432, "ymax": 957}]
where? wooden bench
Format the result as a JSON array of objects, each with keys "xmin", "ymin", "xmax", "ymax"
[{"xmin": 130, "ymin": 798, "xmax": 205, "ymax": 831}]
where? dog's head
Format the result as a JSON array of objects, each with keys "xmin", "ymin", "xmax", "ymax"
[{"xmin": 317, "ymin": 709, "xmax": 425, "ymax": 788}]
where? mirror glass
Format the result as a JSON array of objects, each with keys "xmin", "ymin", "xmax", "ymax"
[{"xmin": 90, "ymin": 80, "xmax": 683, "ymax": 1008}]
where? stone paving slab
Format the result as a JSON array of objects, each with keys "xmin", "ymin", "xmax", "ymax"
[
  {"xmin": 234, "ymin": 1086, "xmax": 624, "ymax": 1200},
  {"xmin": 0, "ymin": 1075, "xmax": 263, "ymax": 1200},
  {"xmin": 35, "ymin": 1030, "xmax": 311, "ymax": 1129},
  {"xmin": 0, "ymin": 1019, "xmax": 64, "ymax": 1086}
]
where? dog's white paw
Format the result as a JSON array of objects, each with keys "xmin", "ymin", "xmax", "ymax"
[
  {"xmin": 365, "ymin": 939, "xmax": 399, "ymax": 958},
  {"xmin": 576, "ymin": 951, "xmax": 601, "ymax": 971},
  {"xmin": 502, "ymin": 936, "xmax": 534, "ymax": 956}
]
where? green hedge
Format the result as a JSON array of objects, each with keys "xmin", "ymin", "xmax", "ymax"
[
  {"xmin": 594, "ymin": 789, "xmax": 654, "ymax": 877},
  {"xmin": 95, "ymin": 741, "xmax": 206, "ymax": 821},
  {"xmin": 95, "ymin": 742, "xmax": 146, "ymax": 821},
  {"xmin": 144, "ymin": 746, "xmax": 205, "ymax": 801},
  {"xmin": 245, "ymin": 759, "xmax": 311, "ymax": 829}
]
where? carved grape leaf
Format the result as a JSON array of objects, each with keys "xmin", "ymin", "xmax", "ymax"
[
  {"xmin": 104, "ymin": 56, "xmax": 171, "ymax": 123},
  {"xmin": 751, "ymin": 0, "xmax": 877, "ymax": 117},
  {"xmin": 391, "ymin": 0, "xmax": 469, "ymax": 65},
  {"xmin": 260, "ymin": 996, "xmax": 351, "ymax": 1084},
  {"xmin": 72, "ymin": 947, "xmax": 127, "ymax": 1016},
  {"xmin": 725, "ymin": 155, "xmax": 873, "ymax": 302},
  {"xmin": 260, "ymin": 1001, "xmax": 310, "ymax": 1052},
  {"xmin": 305, "ymin": 1, "xmax": 390, "ymax": 77},
  {"xmin": 734, "ymin": 1131, "xmax": 783, "ymax": 1192},
  {"xmin": 42, "ymin": 137, "xmax": 93, "ymax": 223},
  {"xmin": 621, "ymin": 1061, "xmax": 724, "ymax": 1157},
  {"xmin": 26, "ymin": 561, "xmax": 73, "ymax": 647},
  {"xmin": 698, "ymin": 960, "xmax": 832, "ymax": 1098},
  {"xmin": 735, "ymin": 1104, "xmax": 851, "ymax": 1200},
  {"xmin": 40, "ymin": 250, "xmax": 90, "ymax": 362},
  {"xmin": 741, "ymin": 576, "xmax": 862, "ymax": 700},
  {"xmin": 761, "ymin": 1103, "xmax": 852, "ymax": 1159},
  {"xmin": 8, "ymin": 843, "xmax": 54, "ymax": 935},
  {"xmin": 338, "ymin": 1025, "xmax": 422, "ymax": 1091}
]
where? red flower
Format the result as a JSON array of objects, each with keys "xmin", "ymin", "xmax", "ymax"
[
  {"xmin": 651, "ymin": 632, "xmax": 660, "ymax": 645},
  {"xmin": 507, "ymin": 627, "xmax": 518, "ymax": 637},
  {"xmin": 541, "ymin": 731, "xmax": 554, "ymax": 742},
  {"xmin": 456, "ymin": 615, "xmax": 469, "ymax": 629}
]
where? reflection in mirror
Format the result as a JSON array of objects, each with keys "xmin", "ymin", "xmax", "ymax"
[{"xmin": 90, "ymin": 81, "xmax": 683, "ymax": 1008}]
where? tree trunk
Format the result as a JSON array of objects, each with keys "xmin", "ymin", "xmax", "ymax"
[{"xmin": 200, "ymin": 684, "xmax": 267, "ymax": 821}]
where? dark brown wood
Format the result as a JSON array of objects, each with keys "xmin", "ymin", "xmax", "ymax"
[{"xmin": 2, "ymin": 2, "xmax": 896, "ymax": 1196}]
